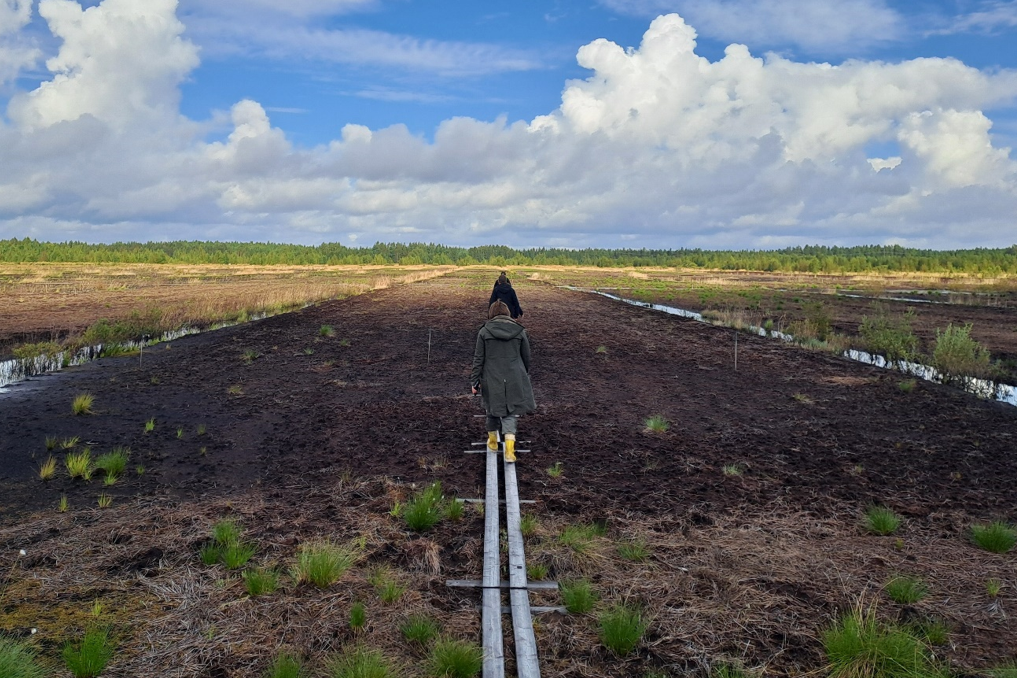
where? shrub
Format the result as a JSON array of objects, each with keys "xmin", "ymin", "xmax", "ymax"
[
  {"xmin": 864, "ymin": 506, "xmax": 902, "ymax": 536},
  {"xmin": 72, "ymin": 393, "xmax": 95, "ymax": 415},
  {"xmin": 404, "ymin": 482, "xmax": 445, "ymax": 532},
  {"xmin": 401, "ymin": 614, "xmax": 440, "ymax": 647},
  {"xmin": 859, "ymin": 308, "xmax": 921, "ymax": 368},
  {"xmin": 0, "ymin": 638, "xmax": 48, "ymax": 678},
  {"xmin": 885, "ymin": 576, "xmax": 928, "ymax": 604},
  {"xmin": 971, "ymin": 521, "xmax": 1017, "ymax": 554},
  {"xmin": 932, "ymin": 323, "xmax": 997, "ymax": 386},
  {"xmin": 328, "ymin": 645, "xmax": 394, "ymax": 678},
  {"xmin": 599, "ymin": 604, "xmax": 647, "ymax": 656},
  {"xmin": 561, "ymin": 579, "xmax": 598, "ymax": 614},
  {"xmin": 291, "ymin": 541, "xmax": 356, "ymax": 588},
  {"xmin": 644, "ymin": 415, "xmax": 669, "ymax": 433},
  {"xmin": 63, "ymin": 627, "xmax": 115, "ymax": 678},
  {"xmin": 823, "ymin": 606, "xmax": 947, "ymax": 678},
  {"xmin": 426, "ymin": 638, "xmax": 483, "ymax": 678},
  {"xmin": 243, "ymin": 567, "xmax": 279, "ymax": 596},
  {"xmin": 264, "ymin": 652, "xmax": 304, "ymax": 678},
  {"xmin": 804, "ymin": 302, "xmax": 832, "ymax": 341}
]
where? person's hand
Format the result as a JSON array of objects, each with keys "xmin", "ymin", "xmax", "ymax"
[{"xmin": 471, "ymin": 384, "xmax": 479, "ymax": 395}]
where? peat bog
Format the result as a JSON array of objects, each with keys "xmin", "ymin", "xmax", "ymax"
[{"xmin": 1, "ymin": 269, "xmax": 1016, "ymax": 676}]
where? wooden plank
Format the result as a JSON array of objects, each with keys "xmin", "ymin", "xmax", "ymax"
[
  {"xmin": 482, "ymin": 445, "xmax": 504, "ymax": 678},
  {"xmin": 501, "ymin": 606, "xmax": 568, "ymax": 615},
  {"xmin": 503, "ymin": 458, "xmax": 541, "ymax": 678},
  {"xmin": 456, "ymin": 498, "xmax": 537, "ymax": 505},
  {"xmin": 464, "ymin": 449, "xmax": 531, "ymax": 455},
  {"xmin": 446, "ymin": 579, "xmax": 559, "ymax": 591}
]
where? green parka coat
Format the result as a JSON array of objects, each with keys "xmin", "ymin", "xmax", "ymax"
[{"xmin": 470, "ymin": 316, "xmax": 536, "ymax": 417}]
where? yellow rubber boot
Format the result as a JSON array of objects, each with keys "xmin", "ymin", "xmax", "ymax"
[
  {"xmin": 504, "ymin": 434, "xmax": 516, "ymax": 463},
  {"xmin": 487, "ymin": 431, "xmax": 499, "ymax": 451}
]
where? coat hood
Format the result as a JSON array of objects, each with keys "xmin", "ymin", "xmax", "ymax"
[{"xmin": 481, "ymin": 317, "xmax": 524, "ymax": 340}]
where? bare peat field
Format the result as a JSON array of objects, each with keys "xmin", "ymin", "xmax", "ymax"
[{"xmin": 1, "ymin": 268, "xmax": 1016, "ymax": 677}]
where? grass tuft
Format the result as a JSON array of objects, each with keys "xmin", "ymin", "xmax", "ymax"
[
  {"xmin": 598, "ymin": 603, "xmax": 647, "ymax": 656},
  {"xmin": 369, "ymin": 567, "xmax": 406, "ymax": 604},
  {"xmin": 558, "ymin": 523, "xmax": 606, "ymax": 553},
  {"xmin": 327, "ymin": 645, "xmax": 394, "ymax": 678},
  {"xmin": 221, "ymin": 542, "xmax": 257, "ymax": 569},
  {"xmin": 520, "ymin": 514, "xmax": 539, "ymax": 537},
  {"xmin": 404, "ymin": 481, "xmax": 446, "ymax": 532},
  {"xmin": 97, "ymin": 493, "xmax": 113, "ymax": 508},
  {"xmin": 401, "ymin": 614, "xmax": 441, "ymax": 647},
  {"xmin": 320, "ymin": 324, "xmax": 336, "ymax": 337},
  {"xmin": 62, "ymin": 627, "xmax": 114, "ymax": 678},
  {"xmin": 72, "ymin": 393, "xmax": 95, "ymax": 415},
  {"xmin": 349, "ymin": 601, "xmax": 367, "ymax": 632},
  {"xmin": 884, "ymin": 575, "xmax": 928, "ymax": 604},
  {"xmin": 986, "ymin": 578, "xmax": 1003, "ymax": 597},
  {"xmin": 823, "ymin": 605, "xmax": 948, "ymax": 678},
  {"xmin": 242, "ymin": 567, "xmax": 279, "ymax": 596},
  {"xmin": 617, "ymin": 538, "xmax": 651, "ymax": 562},
  {"xmin": 45, "ymin": 436, "xmax": 58, "ymax": 451},
  {"xmin": 527, "ymin": 562, "xmax": 549, "ymax": 580},
  {"xmin": 264, "ymin": 652, "xmax": 304, "ymax": 678},
  {"xmin": 546, "ymin": 461, "xmax": 563, "ymax": 478},
  {"xmin": 61, "ymin": 436, "xmax": 80, "ymax": 449},
  {"xmin": 144, "ymin": 418, "xmax": 155, "ymax": 433},
  {"xmin": 864, "ymin": 505, "xmax": 902, "ymax": 536},
  {"xmin": 426, "ymin": 638, "xmax": 483, "ymax": 678},
  {"xmin": 971, "ymin": 521, "xmax": 1017, "ymax": 554},
  {"xmin": 291, "ymin": 541, "xmax": 357, "ymax": 588},
  {"xmin": 643, "ymin": 414, "xmax": 670, "ymax": 433},
  {"xmin": 560, "ymin": 579, "xmax": 598, "ymax": 614},
  {"xmin": 721, "ymin": 464, "xmax": 742, "ymax": 477},
  {"xmin": 65, "ymin": 448, "xmax": 93, "ymax": 480},
  {"xmin": 58, "ymin": 495, "xmax": 68, "ymax": 512},
  {"xmin": 0, "ymin": 637, "xmax": 48, "ymax": 678},
  {"xmin": 39, "ymin": 455, "xmax": 57, "ymax": 481},
  {"xmin": 213, "ymin": 519, "xmax": 242, "ymax": 547},
  {"xmin": 94, "ymin": 447, "xmax": 130, "ymax": 480}
]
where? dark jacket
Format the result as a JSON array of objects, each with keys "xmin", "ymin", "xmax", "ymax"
[
  {"xmin": 489, "ymin": 282, "xmax": 523, "ymax": 318},
  {"xmin": 470, "ymin": 316, "xmax": 536, "ymax": 417}
]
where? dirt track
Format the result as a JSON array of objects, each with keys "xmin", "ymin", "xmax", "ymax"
[{"xmin": 2, "ymin": 270, "xmax": 1016, "ymax": 676}]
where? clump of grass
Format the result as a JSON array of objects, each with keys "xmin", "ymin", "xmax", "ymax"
[
  {"xmin": 319, "ymin": 324, "xmax": 336, "ymax": 337},
  {"xmin": 202, "ymin": 519, "xmax": 256, "ymax": 569},
  {"xmin": 144, "ymin": 418, "xmax": 155, "ymax": 433},
  {"xmin": 823, "ymin": 605, "xmax": 947, "ymax": 678},
  {"xmin": 264, "ymin": 652, "xmax": 304, "ymax": 678},
  {"xmin": 595, "ymin": 345, "xmax": 608, "ymax": 355},
  {"xmin": 45, "ymin": 436, "xmax": 58, "ymax": 451},
  {"xmin": 721, "ymin": 464, "xmax": 742, "ymax": 477},
  {"xmin": 291, "ymin": 541, "xmax": 357, "ymax": 588},
  {"xmin": 404, "ymin": 481, "xmax": 446, "ymax": 532},
  {"xmin": 971, "ymin": 521, "xmax": 1017, "ymax": 554},
  {"xmin": 445, "ymin": 498, "xmax": 464, "ymax": 522},
  {"xmin": 546, "ymin": 461, "xmax": 563, "ymax": 478},
  {"xmin": 885, "ymin": 575, "xmax": 928, "ymax": 604},
  {"xmin": 712, "ymin": 664, "xmax": 751, "ymax": 678},
  {"xmin": 617, "ymin": 538, "xmax": 650, "ymax": 562},
  {"xmin": 792, "ymin": 393, "xmax": 814, "ymax": 405},
  {"xmin": 426, "ymin": 638, "xmax": 483, "ymax": 678},
  {"xmin": 349, "ymin": 601, "xmax": 367, "ymax": 632},
  {"xmin": 213, "ymin": 519, "xmax": 243, "ymax": 546},
  {"xmin": 241, "ymin": 348, "xmax": 260, "ymax": 364},
  {"xmin": 986, "ymin": 578, "xmax": 1003, "ymax": 597},
  {"xmin": 200, "ymin": 544, "xmax": 221, "ymax": 566},
  {"xmin": 643, "ymin": 414, "xmax": 670, "ymax": 433},
  {"xmin": 72, "ymin": 393, "xmax": 95, "ymax": 415},
  {"xmin": 97, "ymin": 493, "xmax": 113, "ymax": 508},
  {"xmin": 228, "ymin": 385, "xmax": 243, "ymax": 395},
  {"xmin": 561, "ymin": 579, "xmax": 598, "ymax": 614},
  {"xmin": 401, "ymin": 614, "xmax": 440, "ymax": 647},
  {"xmin": 910, "ymin": 617, "xmax": 949, "ymax": 646},
  {"xmin": 864, "ymin": 505, "xmax": 902, "ymax": 536},
  {"xmin": 598, "ymin": 603, "xmax": 647, "ymax": 656},
  {"xmin": 39, "ymin": 456, "xmax": 57, "ymax": 481},
  {"xmin": 898, "ymin": 379, "xmax": 916, "ymax": 393},
  {"xmin": 520, "ymin": 514, "xmax": 538, "ymax": 537},
  {"xmin": 242, "ymin": 567, "xmax": 279, "ymax": 596},
  {"xmin": 62, "ymin": 627, "xmax": 114, "ymax": 678},
  {"xmin": 197, "ymin": 423, "xmax": 207, "ymax": 436},
  {"xmin": 58, "ymin": 495, "xmax": 68, "ymax": 512},
  {"xmin": 338, "ymin": 338, "xmax": 351, "ymax": 347},
  {"xmin": 65, "ymin": 448, "xmax": 93, "ymax": 480},
  {"xmin": 94, "ymin": 447, "xmax": 130, "ymax": 482},
  {"xmin": 369, "ymin": 567, "xmax": 406, "ymax": 604},
  {"xmin": 328, "ymin": 645, "xmax": 394, "ymax": 678},
  {"xmin": 987, "ymin": 663, "xmax": 1017, "ymax": 678},
  {"xmin": 0, "ymin": 637, "xmax": 49, "ymax": 678},
  {"xmin": 176, "ymin": 427, "xmax": 184, "ymax": 439},
  {"xmin": 61, "ymin": 436, "xmax": 80, "ymax": 449},
  {"xmin": 558, "ymin": 523, "xmax": 606, "ymax": 553},
  {"xmin": 135, "ymin": 465, "xmax": 145, "ymax": 476},
  {"xmin": 527, "ymin": 562, "xmax": 549, "ymax": 580}
]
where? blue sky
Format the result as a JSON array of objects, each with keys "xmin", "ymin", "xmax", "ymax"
[{"xmin": 0, "ymin": 0, "xmax": 1016, "ymax": 249}]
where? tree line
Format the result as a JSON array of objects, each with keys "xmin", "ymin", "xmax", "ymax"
[{"xmin": 2, "ymin": 238, "xmax": 1016, "ymax": 274}]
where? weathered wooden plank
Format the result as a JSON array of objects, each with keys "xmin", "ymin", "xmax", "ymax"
[
  {"xmin": 446, "ymin": 579, "xmax": 559, "ymax": 591},
  {"xmin": 504, "ymin": 459, "xmax": 541, "ymax": 678},
  {"xmin": 500, "ymin": 605, "xmax": 568, "ymax": 615},
  {"xmin": 456, "ymin": 498, "xmax": 537, "ymax": 505},
  {"xmin": 482, "ymin": 445, "xmax": 504, "ymax": 678}
]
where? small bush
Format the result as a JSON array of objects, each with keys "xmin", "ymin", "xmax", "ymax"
[
  {"xmin": 599, "ymin": 604, "xmax": 647, "ymax": 656},
  {"xmin": 401, "ymin": 614, "xmax": 440, "ymax": 647},
  {"xmin": 404, "ymin": 481, "xmax": 445, "ymax": 532},
  {"xmin": 65, "ymin": 449, "xmax": 93, "ymax": 480},
  {"xmin": 349, "ymin": 601, "xmax": 367, "ymax": 631},
  {"xmin": 859, "ymin": 308, "xmax": 921, "ymax": 368},
  {"xmin": 427, "ymin": 638, "xmax": 483, "ymax": 678},
  {"xmin": 264, "ymin": 652, "xmax": 304, "ymax": 678},
  {"xmin": 0, "ymin": 638, "xmax": 48, "ymax": 678},
  {"xmin": 932, "ymin": 323, "xmax": 997, "ymax": 386},
  {"xmin": 971, "ymin": 521, "xmax": 1017, "ymax": 554},
  {"xmin": 72, "ymin": 393, "xmax": 95, "ymax": 415},
  {"xmin": 644, "ymin": 415, "xmax": 670, "ymax": 433},
  {"xmin": 823, "ymin": 606, "xmax": 947, "ymax": 678},
  {"xmin": 864, "ymin": 505, "xmax": 901, "ymax": 536},
  {"xmin": 617, "ymin": 538, "xmax": 650, "ymax": 562},
  {"xmin": 885, "ymin": 576, "xmax": 928, "ymax": 604},
  {"xmin": 243, "ymin": 567, "xmax": 279, "ymax": 596},
  {"xmin": 62, "ymin": 627, "xmax": 114, "ymax": 678},
  {"xmin": 328, "ymin": 645, "xmax": 394, "ymax": 678},
  {"xmin": 291, "ymin": 541, "xmax": 356, "ymax": 588},
  {"xmin": 561, "ymin": 579, "xmax": 598, "ymax": 614}
]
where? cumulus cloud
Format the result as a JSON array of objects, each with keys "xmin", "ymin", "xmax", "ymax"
[
  {"xmin": 0, "ymin": 3, "xmax": 1016, "ymax": 249},
  {"xmin": 0, "ymin": 0, "xmax": 41, "ymax": 84}
]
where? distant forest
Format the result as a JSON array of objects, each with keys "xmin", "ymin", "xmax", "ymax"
[{"xmin": 2, "ymin": 238, "xmax": 1017, "ymax": 274}]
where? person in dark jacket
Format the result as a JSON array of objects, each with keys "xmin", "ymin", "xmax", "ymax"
[
  {"xmin": 470, "ymin": 300, "xmax": 536, "ymax": 462},
  {"xmin": 489, "ymin": 271, "xmax": 523, "ymax": 319}
]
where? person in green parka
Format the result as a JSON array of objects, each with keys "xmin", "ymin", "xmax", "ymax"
[{"xmin": 470, "ymin": 300, "xmax": 536, "ymax": 462}]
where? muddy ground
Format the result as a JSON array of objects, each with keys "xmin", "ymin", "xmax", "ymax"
[{"xmin": 1, "ymin": 270, "xmax": 1016, "ymax": 676}]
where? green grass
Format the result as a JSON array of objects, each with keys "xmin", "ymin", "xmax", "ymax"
[
  {"xmin": 445, "ymin": 497, "xmax": 464, "ymax": 522},
  {"xmin": 65, "ymin": 448, "xmax": 93, "ymax": 480},
  {"xmin": 45, "ymin": 436, "xmax": 58, "ymax": 451},
  {"xmin": 0, "ymin": 638, "xmax": 49, "ymax": 678},
  {"xmin": 243, "ymin": 567, "xmax": 279, "ymax": 596},
  {"xmin": 94, "ymin": 447, "xmax": 130, "ymax": 479},
  {"xmin": 291, "ymin": 541, "xmax": 357, "ymax": 588},
  {"xmin": 987, "ymin": 663, "xmax": 1017, "ymax": 678},
  {"xmin": 72, "ymin": 393, "xmax": 95, "ymax": 415},
  {"xmin": 197, "ymin": 423, "xmax": 207, "ymax": 435},
  {"xmin": 97, "ymin": 493, "xmax": 112, "ymax": 508},
  {"xmin": 144, "ymin": 418, "xmax": 155, "ymax": 433},
  {"xmin": 401, "ymin": 614, "xmax": 441, "ymax": 647},
  {"xmin": 62, "ymin": 627, "xmax": 115, "ymax": 678},
  {"xmin": 932, "ymin": 322, "xmax": 997, "ymax": 385},
  {"xmin": 369, "ymin": 567, "xmax": 406, "ymax": 603},
  {"xmin": 910, "ymin": 618, "xmax": 949, "ymax": 646},
  {"xmin": 986, "ymin": 578, "xmax": 1003, "ymax": 597},
  {"xmin": 242, "ymin": 348, "xmax": 260, "ymax": 364},
  {"xmin": 213, "ymin": 519, "xmax": 243, "ymax": 546},
  {"xmin": 527, "ymin": 562, "xmax": 549, "ymax": 580},
  {"xmin": 200, "ymin": 544, "xmax": 221, "ymax": 566},
  {"xmin": 712, "ymin": 664, "xmax": 751, "ymax": 678},
  {"xmin": 39, "ymin": 455, "xmax": 57, "ymax": 481},
  {"xmin": 864, "ymin": 505, "xmax": 902, "ymax": 536},
  {"xmin": 176, "ymin": 427, "xmax": 184, "ymax": 439},
  {"xmin": 520, "ymin": 514, "xmax": 539, "ymax": 536},
  {"xmin": 558, "ymin": 523, "xmax": 606, "ymax": 553},
  {"xmin": 598, "ymin": 603, "xmax": 647, "ymax": 656},
  {"xmin": 349, "ymin": 601, "xmax": 367, "ymax": 631},
  {"xmin": 320, "ymin": 324, "xmax": 336, "ymax": 337},
  {"xmin": 560, "ymin": 579, "xmax": 598, "ymax": 614},
  {"xmin": 61, "ymin": 436, "xmax": 80, "ymax": 449},
  {"xmin": 546, "ymin": 461, "xmax": 563, "ymax": 478},
  {"xmin": 221, "ymin": 542, "xmax": 257, "ymax": 569},
  {"xmin": 426, "ymin": 638, "xmax": 483, "ymax": 678},
  {"xmin": 58, "ymin": 495, "xmax": 68, "ymax": 512},
  {"xmin": 721, "ymin": 464, "xmax": 742, "ymax": 477},
  {"xmin": 971, "ymin": 521, "xmax": 1017, "ymax": 554},
  {"xmin": 885, "ymin": 576, "xmax": 928, "ymax": 604},
  {"xmin": 823, "ymin": 606, "xmax": 948, "ymax": 678},
  {"xmin": 327, "ymin": 645, "xmax": 394, "ymax": 678},
  {"xmin": 264, "ymin": 652, "xmax": 304, "ymax": 678},
  {"xmin": 898, "ymin": 379, "xmax": 916, "ymax": 393},
  {"xmin": 617, "ymin": 538, "xmax": 650, "ymax": 562},
  {"xmin": 404, "ymin": 481, "xmax": 446, "ymax": 532},
  {"xmin": 643, "ymin": 414, "xmax": 670, "ymax": 433}
]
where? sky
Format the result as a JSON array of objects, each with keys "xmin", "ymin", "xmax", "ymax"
[{"xmin": 0, "ymin": 0, "xmax": 1016, "ymax": 250}]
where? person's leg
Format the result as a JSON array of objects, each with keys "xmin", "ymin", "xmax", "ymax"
[
  {"xmin": 486, "ymin": 415, "xmax": 500, "ymax": 451},
  {"xmin": 501, "ymin": 415, "xmax": 518, "ymax": 462}
]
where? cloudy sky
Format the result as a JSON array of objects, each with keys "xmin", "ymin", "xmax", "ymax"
[{"xmin": 0, "ymin": 0, "xmax": 1015, "ymax": 250}]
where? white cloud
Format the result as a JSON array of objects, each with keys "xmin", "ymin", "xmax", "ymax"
[
  {"xmin": 0, "ymin": 0, "xmax": 41, "ymax": 84},
  {"xmin": 598, "ymin": 0, "xmax": 903, "ymax": 53},
  {"xmin": 1, "ymin": 4, "xmax": 1016, "ymax": 249},
  {"xmin": 929, "ymin": 1, "xmax": 1017, "ymax": 35}
]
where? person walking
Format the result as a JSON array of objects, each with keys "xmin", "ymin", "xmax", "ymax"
[
  {"xmin": 489, "ymin": 271, "xmax": 523, "ymax": 319},
  {"xmin": 470, "ymin": 300, "xmax": 536, "ymax": 462}
]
